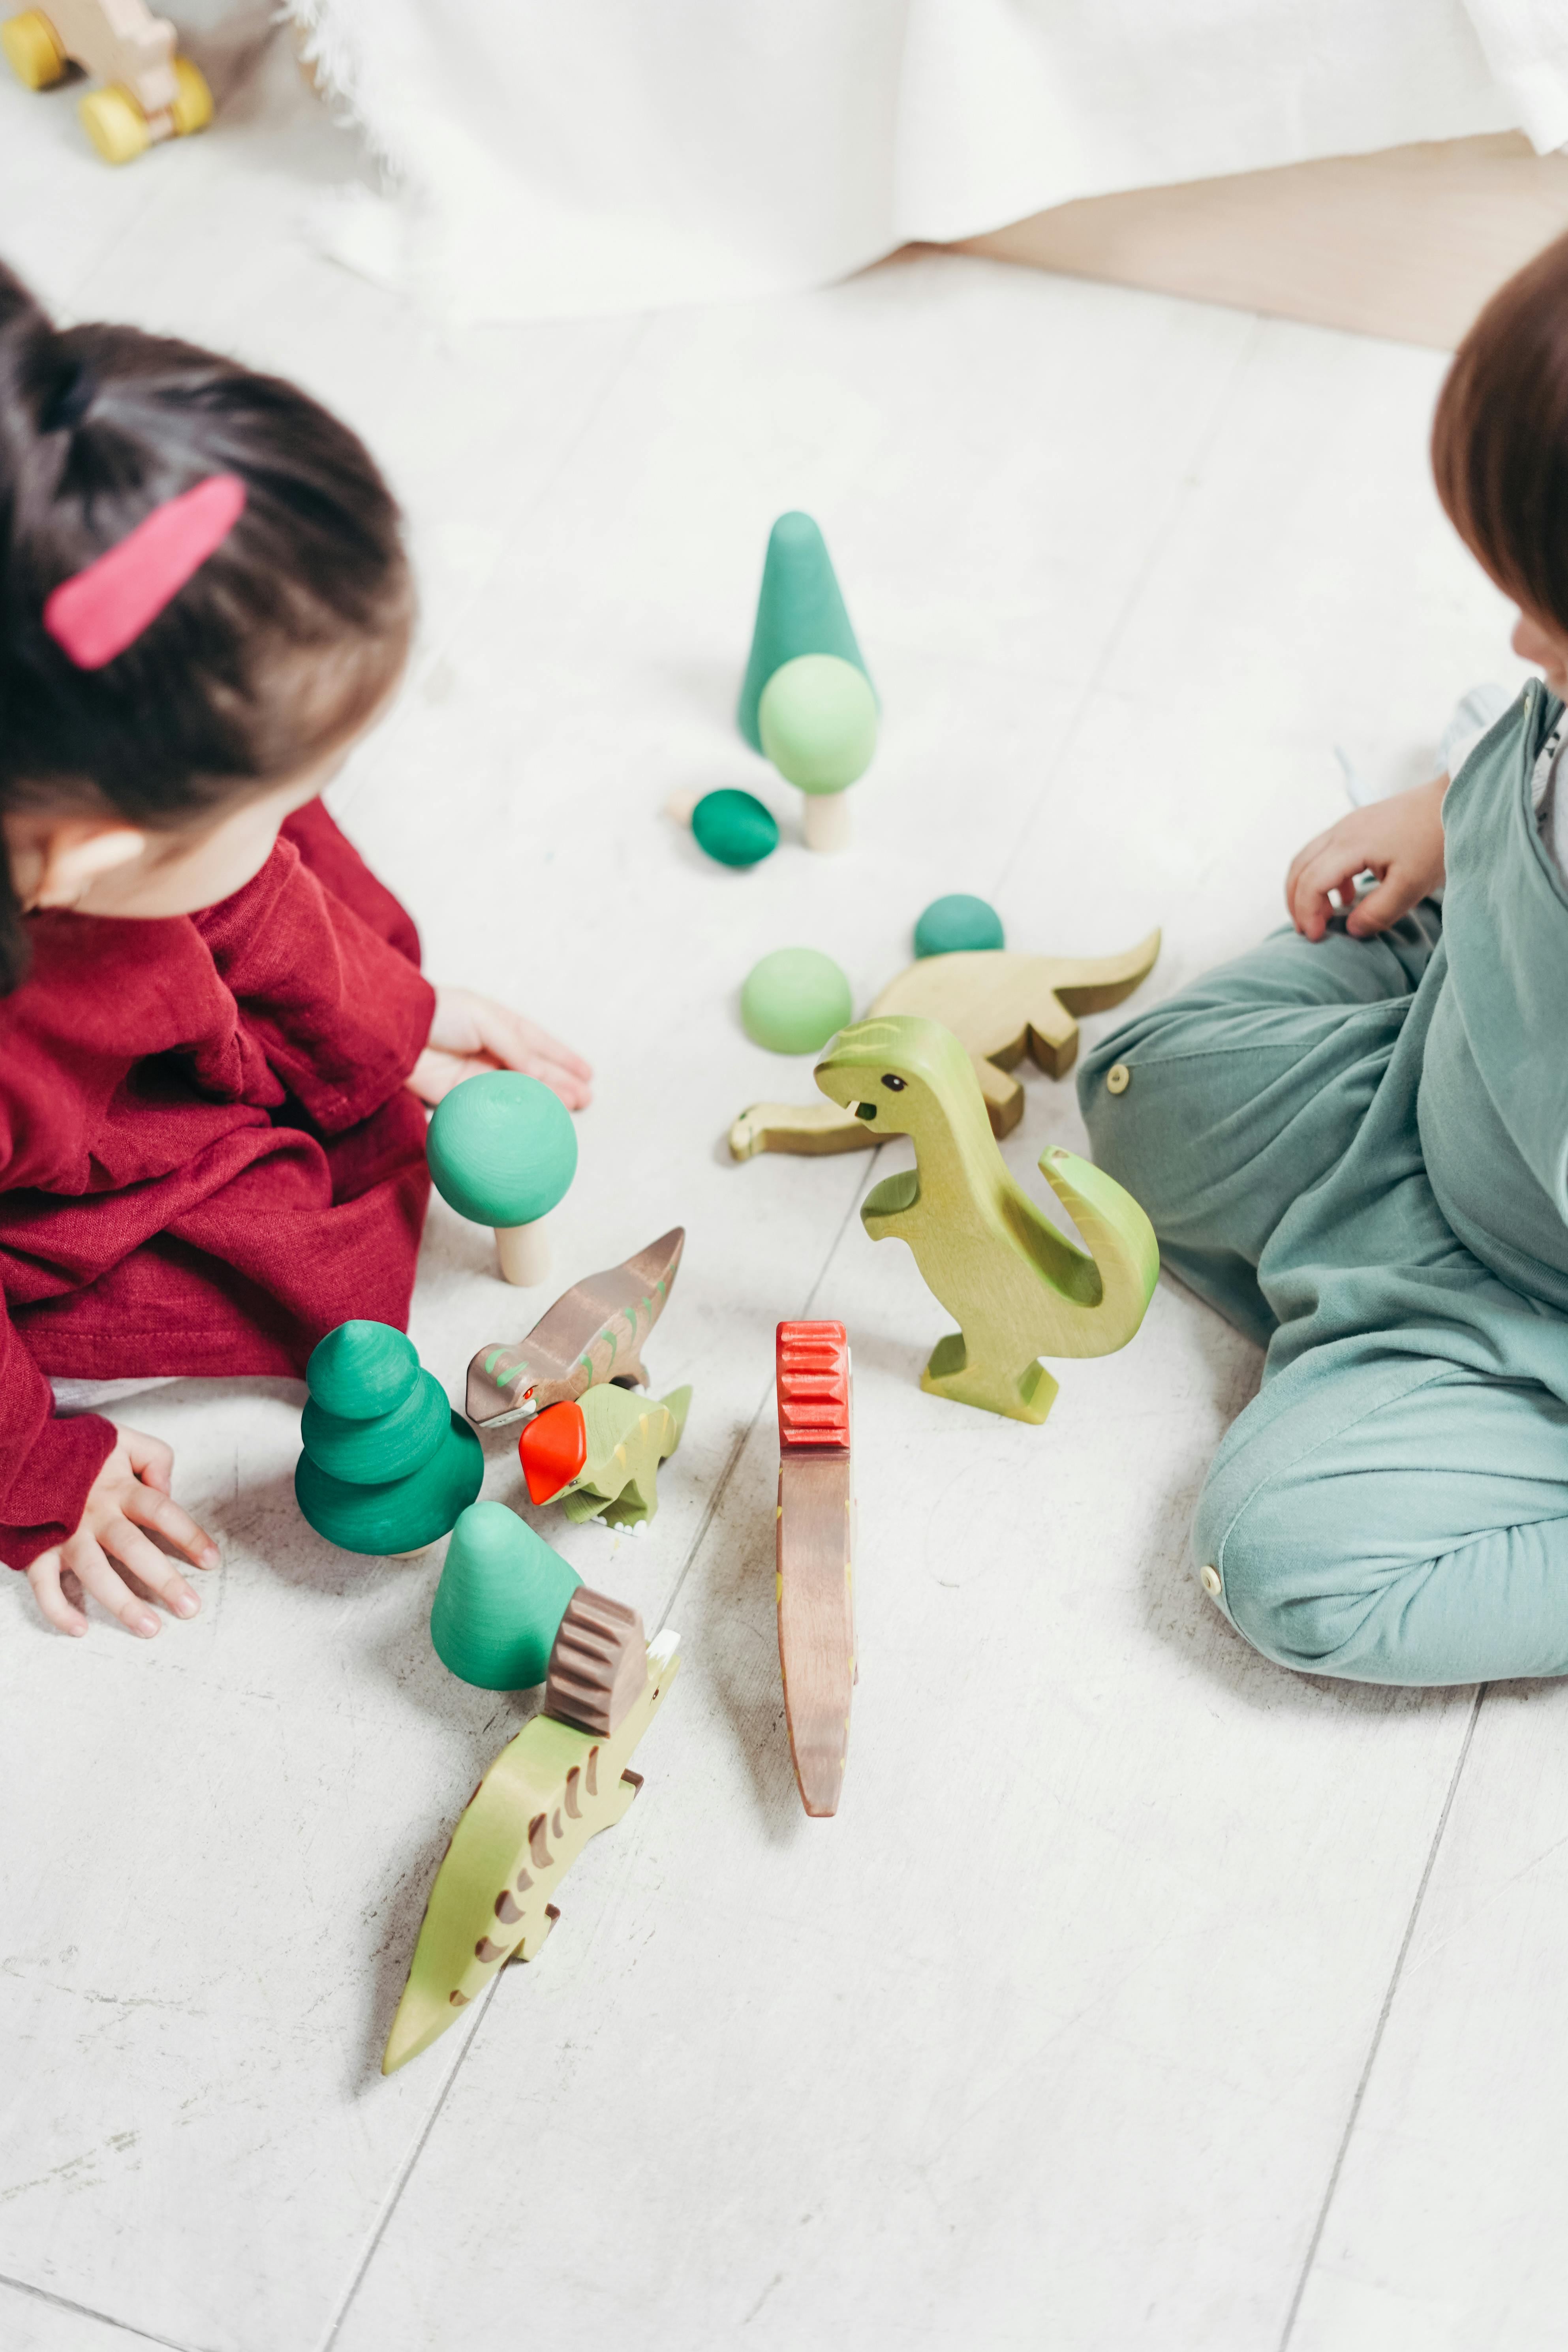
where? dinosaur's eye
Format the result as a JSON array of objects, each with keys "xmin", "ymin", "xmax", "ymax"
[{"xmin": 881, "ymin": 1074, "xmax": 907, "ymax": 1091}]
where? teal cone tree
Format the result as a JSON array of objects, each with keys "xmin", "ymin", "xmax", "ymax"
[
  {"xmin": 736, "ymin": 512, "xmax": 878, "ymax": 853},
  {"xmin": 295, "ymin": 1321, "xmax": 483, "ymax": 1554},
  {"xmin": 429, "ymin": 1501, "xmax": 582, "ymax": 1690}
]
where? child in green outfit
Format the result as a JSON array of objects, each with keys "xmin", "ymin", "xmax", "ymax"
[{"xmin": 1080, "ymin": 229, "xmax": 1568, "ymax": 1687}]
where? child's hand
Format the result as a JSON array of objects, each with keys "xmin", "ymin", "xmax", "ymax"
[
  {"xmin": 1285, "ymin": 774, "xmax": 1448, "ymax": 941},
  {"xmin": 410, "ymin": 985, "xmax": 593, "ymax": 1110},
  {"xmin": 25, "ymin": 1428, "xmax": 219, "ymax": 1640}
]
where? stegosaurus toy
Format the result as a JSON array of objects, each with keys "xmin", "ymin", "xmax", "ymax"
[{"xmin": 518, "ymin": 1383, "xmax": 691, "ymax": 1527}]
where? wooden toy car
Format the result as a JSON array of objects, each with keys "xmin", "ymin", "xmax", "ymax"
[{"xmin": 2, "ymin": 0, "xmax": 212, "ymax": 164}]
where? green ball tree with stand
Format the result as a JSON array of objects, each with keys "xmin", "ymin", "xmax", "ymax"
[
  {"xmin": 295, "ymin": 1320, "xmax": 483, "ymax": 1555},
  {"xmin": 738, "ymin": 511, "xmax": 879, "ymax": 853},
  {"xmin": 426, "ymin": 1069, "xmax": 578, "ymax": 1288}
]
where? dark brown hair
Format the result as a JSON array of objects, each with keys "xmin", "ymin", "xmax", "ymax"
[
  {"xmin": 1433, "ymin": 228, "xmax": 1568, "ymax": 636},
  {"xmin": 0, "ymin": 258, "xmax": 412, "ymax": 992}
]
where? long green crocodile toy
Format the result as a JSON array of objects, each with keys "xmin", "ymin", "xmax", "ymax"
[{"xmin": 384, "ymin": 1606, "xmax": 679, "ymax": 2073}]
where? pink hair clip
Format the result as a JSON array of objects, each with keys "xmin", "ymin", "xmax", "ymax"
[{"xmin": 43, "ymin": 473, "xmax": 247, "ymax": 671}]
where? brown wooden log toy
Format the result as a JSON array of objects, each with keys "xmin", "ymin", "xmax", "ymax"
[{"xmin": 775, "ymin": 1320, "xmax": 855, "ymax": 1818}]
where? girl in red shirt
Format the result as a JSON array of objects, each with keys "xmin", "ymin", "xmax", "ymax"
[{"xmin": 0, "ymin": 261, "xmax": 590, "ymax": 1640}]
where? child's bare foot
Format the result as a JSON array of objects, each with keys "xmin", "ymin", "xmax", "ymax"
[
  {"xmin": 410, "ymin": 985, "xmax": 592, "ymax": 1111},
  {"xmin": 25, "ymin": 1428, "xmax": 219, "ymax": 1639}
]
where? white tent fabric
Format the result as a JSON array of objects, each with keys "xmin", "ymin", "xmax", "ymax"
[{"xmin": 286, "ymin": 0, "xmax": 1568, "ymax": 324}]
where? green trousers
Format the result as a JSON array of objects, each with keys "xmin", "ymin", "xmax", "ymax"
[{"xmin": 1080, "ymin": 680, "xmax": 1568, "ymax": 1685}]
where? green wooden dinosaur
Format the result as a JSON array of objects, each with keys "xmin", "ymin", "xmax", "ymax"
[
  {"xmin": 383, "ymin": 1620, "xmax": 679, "ymax": 2074},
  {"xmin": 813, "ymin": 1014, "xmax": 1159, "ymax": 1424},
  {"xmin": 520, "ymin": 1383, "xmax": 692, "ymax": 1527}
]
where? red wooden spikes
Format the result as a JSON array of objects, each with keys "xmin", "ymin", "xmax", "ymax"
[
  {"xmin": 518, "ymin": 1399, "xmax": 588, "ymax": 1504},
  {"xmin": 776, "ymin": 1320, "xmax": 851, "ymax": 1453}
]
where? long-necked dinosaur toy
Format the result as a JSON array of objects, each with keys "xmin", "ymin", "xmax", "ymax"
[{"xmin": 730, "ymin": 934, "xmax": 1159, "ymax": 1157}]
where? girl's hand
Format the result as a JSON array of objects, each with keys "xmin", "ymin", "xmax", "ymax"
[
  {"xmin": 410, "ymin": 985, "xmax": 593, "ymax": 1111},
  {"xmin": 25, "ymin": 1428, "xmax": 219, "ymax": 1640},
  {"xmin": 1286, "ymin": 773, "xmax": 1448, "ymax": 941}
]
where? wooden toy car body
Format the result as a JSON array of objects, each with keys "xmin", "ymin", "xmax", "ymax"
[{"xmin": 2, "ymin": 0, "xmax": 212, "ymax": 162}]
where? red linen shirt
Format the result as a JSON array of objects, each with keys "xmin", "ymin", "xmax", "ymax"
[{"xmin": 0, "ymin": 798, "xmax": 434, "ymax": 1570}]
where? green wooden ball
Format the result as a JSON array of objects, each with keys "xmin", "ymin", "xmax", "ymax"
[
  {"xmin": 757, "ymin": 654, "xmax": 878, "ymax": 794},
  {"xmin": 306, "ymin": 1320, "xmax": 419, "ymax": 1420},
  {"xmin": 430, "ymin": 1501, "xmax": 582, "ymax": 1690},
  {"xmin": 426, "ymin": 1070, "xmax": 578, "ymax": 1229},
  {"xmin": 691, "ymin": 788, "xmax": 779, "ymax": 868},
  {"xmin": 741, "ymin": 947, "xmax": 853, "ymax": 1055},
  {"xmin": 914, "ymin": 894, "xmax": 1005, "ymax": 958}
]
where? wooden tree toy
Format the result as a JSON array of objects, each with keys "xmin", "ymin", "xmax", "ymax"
[
  {"xmin": 2, "ymin": 0, "xmax": 212, "ymax": 164},
  {"xmin": 776, "ymin": 1321, "xmax": 855, "ymax": 1819},
  {"xmin": 519, "ymin": 1383, "xmax": 692, "ymax": 1528},
  {"xmin": 429, "ymin": 1502, "xmax": 582, "ymax": 1691},
  {"xmin": 738, "ymin": 512, "xmax": 877, "ymax": 853},
  {"xmin": 427, "ymin": 1069, "xmax": 578, "ymax": 1288},
  {"xmin": 730, "ymin": 930, "xmax": 1161, "ymax": 1159},
  {"xmin": 294, "ymin": 1321, "xmax": 483, "ymax": 1554},
  {"xmin": 465, "ymin": 1226, "xmax": 685, "ymax": 1430},
  {"xmin": 813, "ymin": 1015, "xmax": 1159, "ymax": 1424},
  {"xmin": 383, "ymin": 1610, "xmax": 679, "ymax": 2074}
]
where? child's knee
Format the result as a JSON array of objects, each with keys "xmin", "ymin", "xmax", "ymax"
[{"xmin": 1193, "ymin": 1477, "xmax": 1374, "ymax": 1677}]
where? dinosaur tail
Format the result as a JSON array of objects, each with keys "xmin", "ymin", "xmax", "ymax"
[
  {"xmin": 1048, "ymin": 929, "xmax": 1161, "ymax": 1014},
  {"xmin": 1037, "ymin": 1147, "xmax": 1160, "ymax": 1356}
]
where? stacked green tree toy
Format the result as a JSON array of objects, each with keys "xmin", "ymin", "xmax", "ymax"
[{"xmin": 295, "ymin": 1321, "xmax": 483, "ymax": 1554}]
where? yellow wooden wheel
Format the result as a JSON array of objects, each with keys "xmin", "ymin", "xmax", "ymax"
[
  {"xmin": 2, "ymin": 9, "xmax": 68, "ymax": 90},
  {"xmin": 169, "ymin": 54, "xmax": 211, "ymax": 136},
  {"xmin": 79, "ymin": 84, "xmax": 150, "ymax": 165}
]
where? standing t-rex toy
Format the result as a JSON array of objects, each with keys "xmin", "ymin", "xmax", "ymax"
[{"xmin": 813, "ymin": 1014, "xmax": 1158, "ymax": 1424}]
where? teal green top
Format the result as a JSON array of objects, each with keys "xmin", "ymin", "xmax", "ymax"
[{"xmin": 1418, "ymin": 682, "xmax": 1568, "ymax": 1308}]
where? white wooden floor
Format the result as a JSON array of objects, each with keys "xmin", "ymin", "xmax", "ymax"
[{"xmin": 0, "ymin": 36, "xmax": 1553, "ymax": 2352}]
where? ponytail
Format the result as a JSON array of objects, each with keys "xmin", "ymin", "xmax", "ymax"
[{"xmin": 0, "ymin": 257, "xmax": 412, "ymax": 992}]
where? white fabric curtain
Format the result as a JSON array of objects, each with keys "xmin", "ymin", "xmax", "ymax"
[{"xmin": 287, "ymin": 0, "xmax": 1568, "ymax": 324}]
